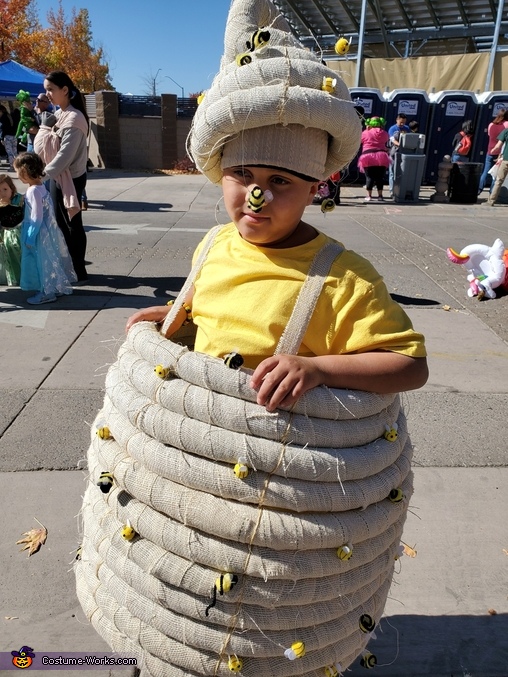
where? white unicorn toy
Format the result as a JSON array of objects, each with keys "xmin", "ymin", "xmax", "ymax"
[{"xmin": 447, "ymin": 238, "xmax": 508, "ymax": 300}]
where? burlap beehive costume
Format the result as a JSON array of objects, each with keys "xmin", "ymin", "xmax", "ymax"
[{"xmin": 76, "ymin": 1, "xmax": 413, "ymax": 675}]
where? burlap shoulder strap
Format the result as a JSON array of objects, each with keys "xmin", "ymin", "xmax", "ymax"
[{"xmin": 161, "ymin": 226, "xmax": 344, "ymax": 355}]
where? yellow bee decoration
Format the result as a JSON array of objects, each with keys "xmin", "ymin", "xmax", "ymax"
[
  {"xmin": 227, "ymin": 655, "xmax": 243, "ymax": 673},
  {"xmin": 359, "ymin": 613, "xmax": 376, "ymax": 633},
  {"xmin": 247, "ymin": 185, "xmax": 273, "ymax": 213},
  {"xmin": 324, "ymin": 665, "xmax": 343, "ymax": 677},
  {"xmin": 197, "ymin": 91, "xmax": 205, "ymax": 105},
  {"xmin": 97, "ymin": 471, "xmax": 114, "ymax": 494},
  {"xmin": 246, "ymin": 29, "xmax": 270, "ymax": 51},
  {"xmin": 335, "ymin": 36, "xmax": 350, "ymax": 56},
  {"xmin": 389, "ymin": 487, "xmax": 404, "ymax": 503},
  {"xmin": 121, "ymin": 520, "xmax": 136, "ymax": 541},
  {"xmin": 96, "ymin": 425, "xmax": 112, "ymax": 440},
  {"xmin": 224, "ymin": 351, "xmax": 244, "ymax": 369},
  {"xmin": 321, "ymin": 198, "xmax": 336, "ymax": 213},
  {"xmin": 284, "ymin": 641, "xmax": 305, "ymax": 660},
  {"xmin": 154, "ymin": 364, "xmax": 170, "ymax": 379},
  {"xmin": 75, "ymin": 545, "xmax": 83, "ymax": 561},
  {"xmin": 233, "ymin": 456, "xmax": 249, "ymax": 479},
  {"xmin": 337, "ymin": 543, "xmax": 353, "ymax": 560},
  {"xmin": 322, "ymin": 76, "xmax": 337, "ymax": 94},
  {"xmin": 360, "ymin": 652, "xmax": 377, "ymax": 669},
  {"xmin": 235, "ymin": 52, "xmax": 252, "ymax": 66},
  {"xmin": 205, "ymin": 572, "xmax": 239, "ymax": 616},
  {"xmin": 383, "ymin": 422, "xmax": 398, "ymax": 442},
  {"xmin": 236, "ymin": 29, "xmax": 271, "ymax": 66}
]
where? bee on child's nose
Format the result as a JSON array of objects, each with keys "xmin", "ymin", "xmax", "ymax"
[{"xmin": 247, "ymin": 186, "xmax": 273, "ymax": 213}]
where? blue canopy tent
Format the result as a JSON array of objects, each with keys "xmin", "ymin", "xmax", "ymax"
[{"xmin": 0, "ymin": 60, "xmax": 45, "ymax": 98}]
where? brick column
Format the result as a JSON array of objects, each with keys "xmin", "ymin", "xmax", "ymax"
[
  {"xmin": 161, "ymin": 94, "xmax": 178, "ymax": 169},
  {"xmin": 95, "ymin": 91, "xmax": 121, "ymax": 169}
]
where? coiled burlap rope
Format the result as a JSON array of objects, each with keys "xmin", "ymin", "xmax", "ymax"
[{"xmin": 76, "ymin": 228, "xmax": 413, "ymax": 676}]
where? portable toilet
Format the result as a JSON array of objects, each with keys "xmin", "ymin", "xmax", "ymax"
[
  {"xmin": 343, "ymin": 88, "xmax": 386, "ymax": 184},
  {"xmin": 383, "ymin": 89, "xmax": 431, "ymax": 139},
  {"xmin": 425, "ymin": 90, "xmax": 479, "ymax": 184},
  {"xmin": 472, "ymin": 91, "xmax": 508, "ymax": 164}
]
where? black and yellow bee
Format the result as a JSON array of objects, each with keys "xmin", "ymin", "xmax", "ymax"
[
  {"xmin": 233, "ymin": 457, "xmax": 249, "ymax": 479},
  {"xmin": 205, "ymin": 572, "xmax": 239, "ymax": 616},
  {"xmin": 235, "ymin": 52, "xmax": 252, "ymax": 66},
  {"xmin": 247, "ymin": 186, "xmax": 267, "ymax": 213},
  {"xmin": 75, "ymin": 545, "xmax": 83, "ymax": 560},
  {"xmin": 97, "ymin": 471, "xmax": 114, "ymax": 494},
  {"xmin": 224, "ymin": 352, "xmax": 244, "ymax": 369},
  {"xmin": 389, "ymin": 487, "xmax": 404, "ymax": 503},
  {"xmin": 360, "ymin": 652, "xmax": 377, "ymax": 669},
  {"xmin": 359, "ymin": 613, "xmax": 376, "ymax": 633},
  {"xmin": 335, "ymin": 36, "xmax": 350, "ymax": 56},
  {"xmin": 96, "ymin": 425, "xmax": 112, "ymax": 440},
  {"xmin": 227, "ymin": 655, "xmax": 243, "ymax": 673},
  {"xmin": 154, "ymin": 364, "xmax": 170, "ymax": 379},
  {"xmin": 321, "ymin": 198, "xmax": 336, "ymax": 213},
  {"xmin": 246, "ymin": 29, "xmax": 270, "ymax": 52},
  {"xmin": 337, "ymin": 543, "xmax": 353, "ymax": 560},
  {"xmin": 284, "ymin": 641, "xmax": 306, "ymax": 660},
  {"xmin": 121, "ymin": 520, "xmax": 136, "ymax": 541}
]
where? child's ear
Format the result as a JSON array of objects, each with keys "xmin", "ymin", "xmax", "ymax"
[{"xmin": 307, "ymin": 182, "xmax": 320, "ymax": 205}]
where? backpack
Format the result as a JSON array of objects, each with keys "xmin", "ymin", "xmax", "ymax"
[{"xmin": 455, "ymin": 131, "xmax": 472, "ymax": 156}]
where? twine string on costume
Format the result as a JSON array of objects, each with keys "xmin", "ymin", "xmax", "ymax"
[{"xmin": 214, "ymin": 415, "xmax": 295, "ymax": 675}]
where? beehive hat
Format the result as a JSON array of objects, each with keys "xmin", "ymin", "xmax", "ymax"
[{"xmin": 188, "ymin": 0, "xmax": 361, "ymax": 183}]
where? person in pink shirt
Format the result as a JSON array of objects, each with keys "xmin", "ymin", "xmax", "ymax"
[
  {"xmin": 357, "ymin": 116, "xmax": 390, "ymax": 201},
  {"xmin": 478, "ymin": 109, "xmax": 508, "ymax": 194}
]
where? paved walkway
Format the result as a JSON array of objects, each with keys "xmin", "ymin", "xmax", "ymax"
[{"xmin": 1, "ymin": 171, "xmax": 507, "ymax": 676}]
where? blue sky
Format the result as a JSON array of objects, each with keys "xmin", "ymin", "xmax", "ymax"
[{"xmin": 34, "ymin": 0, "xmax": 233, "ymax": 96}]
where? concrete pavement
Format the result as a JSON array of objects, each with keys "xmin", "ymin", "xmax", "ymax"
[{"xmin": 1, "ymin": 171, "xmax": 507, "ymax": 676}]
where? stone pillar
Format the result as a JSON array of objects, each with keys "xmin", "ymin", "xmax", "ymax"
[
  {"xmin": 95, "ymin": 91, "xmax": 121, "ymax": 169},
  {"xmin": 430, "ymin": 155, "xmax": 453, "ymax": 203},
  {"xmin": 161, "ymin": 94, "xmax": 178, "ymax": 169}
]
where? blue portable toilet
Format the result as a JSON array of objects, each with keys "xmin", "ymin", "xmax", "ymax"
[
  {"xmin": 342, "ymin": 88, "xmax": 386, "ymax": 184},
  {"xmin": 425, "ymin": 90, "xmax": 479, "ymax": 184},
  {"xmin": 472, "ymin": 91, "xmax": 508, "ymax": 163},
  {"xmin": 383, "ymin": 89, "xmax": 431, "ymax": 138}
]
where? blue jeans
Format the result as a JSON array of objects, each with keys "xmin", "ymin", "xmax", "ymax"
[
  {"xmin": 478, "ymin": 154, "xmax": 498, "ymax": 193},
  {"xmin": 451, "ymin": 152, "xmax": 469, "ymax": 163}
]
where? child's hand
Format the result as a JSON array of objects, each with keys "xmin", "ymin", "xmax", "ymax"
[
  {"xmin": 125, "ymin": 306, "xmax": 170, "ymax": 333},
  {"xmin": 250, "ymin": 355, "xmax": 322, "ymax": 412}
]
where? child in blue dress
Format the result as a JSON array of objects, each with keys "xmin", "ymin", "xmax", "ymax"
[{"xmin": 13, "ymin": 152, "xmax": 76, "ymax": 304}]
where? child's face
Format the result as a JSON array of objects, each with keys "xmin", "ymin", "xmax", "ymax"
[
  {"xmin": 222, "ymin": 166, "xmax": 318, "ymax": 247},
  {"xmin": 0, "ymin": 181, "xmax": 13, "ymax": 205},
  {"xmin": 15, "ymin": 167, "xmax": 30, "ymax": 185}
]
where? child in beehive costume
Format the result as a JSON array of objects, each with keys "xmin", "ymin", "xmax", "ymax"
[{"xmin": 76, "ymin": 0, "xmax": 428, "ymax": 675}]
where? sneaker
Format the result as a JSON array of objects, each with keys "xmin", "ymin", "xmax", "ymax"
[
  {"xmin": 377, "ymin": 196, "xmax": 384, "ymax": 201},
  {"xmin": 364, "ymin": 196, "xmax": 372, "ymax": 202},
  {"xmin": 482, "ymin": 200, "xmax": 496, "ymax": 206},
  {"xmin": 27, "ymin": 292, "xmax": 57, "ymax": 305}
]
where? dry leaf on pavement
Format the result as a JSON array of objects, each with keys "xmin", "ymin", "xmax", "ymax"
[{"xmin": 16, "ymin": 518, "xmax": 48, "ymax": 557}]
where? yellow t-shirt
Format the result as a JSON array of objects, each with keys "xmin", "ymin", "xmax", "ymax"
[{"xmin": 191, "ymin": 223, "xmax": 426, "ymax": 369}]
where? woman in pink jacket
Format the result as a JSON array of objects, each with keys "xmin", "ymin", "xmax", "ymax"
[{"xmin": 357, "ymin": 116, "xmax": 390, "ymax": 201}]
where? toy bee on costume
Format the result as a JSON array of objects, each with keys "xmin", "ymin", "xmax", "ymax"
[
  {"xmin": 284, "ymin": 641, "xmax": 305, "ymax": 660},
  {"xmin": 337, "ymin": 543, "xmax": 353, "ymax": 560},
  {"xmin": 335, "ymin": 36, "xmax": 350, "ymax": 55},
  {"xmin": 97, "ymin": 471, "xmax": 114, "ymax": 494},
  {"xmin": 322, "ymin": 76, "xmax": 337, "ymax": 93},
  {"xmin": 360, "ymin": 652, "xmax": 377, "ymax": 669},
  {"xmin": 359, "ymin": 614, "xmax": 376, "ymax": 633},
  {"xmin": 233, "ymin": 457, "xmax": 249, "ymax": 478},
  {"xmin": 389, "ymin": 487, "xmax": 404, "ymax": 503},
  {"xmin": 247, "ymin": 186, "xmax": 273, "ymax": 213},
  {"xmin": 237, "ymin": 29, "xmax": 271, "ymax": 66},
  {"xmin": 121, "ymin": 520, "xmax": 136, "ymax": 541},
  {"xmin": 321, "ymin": 198, "xmax": 336, "ymax": 213},
  {"xmin": 383, "ymin": 422, "xmax": 398, "ymax": 441},
  {"xmin": 154, "ymin": 364, "xmax": 170, "ymax": 378},
  {"xmin": 205, "ymin": 572, "xmax": 239, "ymax": 616},
  {"xmin": 228, "ymin": 655, "xmax": 243, "ymax": 672},
  {"xmin": 96, "ymin": 425, "xmax": 112, "ymax": 440},
  {"xmin": 224, "ymin": 351, "xmax": 244, "ymax": 369}
]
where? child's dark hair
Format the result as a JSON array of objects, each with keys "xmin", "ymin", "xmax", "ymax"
[
  {"xmin": 0, "ymin": 173, "xmax": 17, "ymax": 197},
  {"xmin": 13, "ymin": 152, "xmax": 46, "ymax": 179},
  {"xmin": 462, "ymin": 119, "xmax": 474, "ymax": 135}
]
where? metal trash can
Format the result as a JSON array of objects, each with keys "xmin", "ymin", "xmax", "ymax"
[
  {"xmin": 393, "ymin": 133, "xmax": 426, "ymax": 202},
  {"xmin": 448, "ymin": 162, "xmax": 483, "ymax": 204}
]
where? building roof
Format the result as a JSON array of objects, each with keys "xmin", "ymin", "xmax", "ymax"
[{"xmin": 272, "ymin": 0, "xmax": 508, "ymax": 59}]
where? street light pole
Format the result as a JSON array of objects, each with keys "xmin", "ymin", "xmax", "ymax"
[
  {"xmin": 153, "ymin": 68, "xmax": 162, "ymax": 96},
  {"xmin": 164, "ymin": 75, "xmax": 184, "ymax": 99}
]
